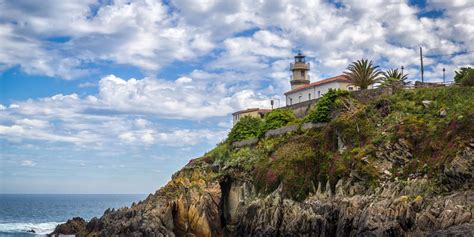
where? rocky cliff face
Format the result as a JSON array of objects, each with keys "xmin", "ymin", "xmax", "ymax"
[
  {"xmin": 51, "ymin": 87, "xmax": 474, "ymax": 237},
  {"xmin": 51, "ymin": 146, "xmax": 474, "ymax": 237}
]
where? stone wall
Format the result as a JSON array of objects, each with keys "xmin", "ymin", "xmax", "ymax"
[
  {"xmin": 265, "ymin": 124, "xmax": 299, "ymax": 138},
  {"xmin": 349, "ymin": 87, "xmax": 393, "ymax": 103},
  {"xmin": 232, "ymin": 122, "xmax": 327, "ymax": 148},
  {"xmin": 285, "ymin": 87, "xmax": 393, "ymax": 118},
  {"xmin": 284, "ymin": 99, "xmax": 318, "ymax": 118},
  {"xmin": 232, "ymin": 138, "xmax": 258, "ymax": 148}
]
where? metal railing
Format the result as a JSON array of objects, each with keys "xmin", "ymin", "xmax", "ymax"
[{"xmin": 290, "ymin": 62, "xmax": 310, "ymax": 71}]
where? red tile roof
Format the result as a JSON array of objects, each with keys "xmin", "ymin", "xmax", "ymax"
[{"xmin": 284, "ymin": 75, "xmax": 350, "ymax": 95}]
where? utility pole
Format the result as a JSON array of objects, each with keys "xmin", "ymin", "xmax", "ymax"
[
  {"xmin": 420, "ymin": 47, "xmax": 424, "ymax": 83},
  {"xmin": 401, "ymin": 65, "xmax": 404, "ymax": 75},
  {"xmin": 443, "ymin": 68, "xmax": 446, "ymax": 83},
  {"xmin": 271, "ymin": 100, "xmax": 274, "ymax": 109}
]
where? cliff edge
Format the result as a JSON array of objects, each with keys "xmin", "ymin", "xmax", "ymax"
[{"xmin": 51, "ymin": 87, "xmax": 474, "ymax": 237}]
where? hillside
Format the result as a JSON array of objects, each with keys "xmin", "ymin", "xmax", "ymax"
[{"xmin": 52, "ymin": 86, "xmax": 474, "ymax": 236}]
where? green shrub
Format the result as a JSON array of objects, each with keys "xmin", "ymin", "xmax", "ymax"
[
  {"xmin": 260, "ymin": 109, "xmax": 297, "ymax": 135},
  {"xmin": 254, "ymin": 136, "xmax": 324, "ymax": 201},
  {"xmin": 304, "ymin": 89, "xmax": 348, "ymax": 123},
  {"xmin": 454, "ymin": 67, "xmax": 472, "ymax": 84},
  {"xmin": 227, "ymin": 116, "xmax": 262, "ymax": 142},
  {"xmin": 460, "ymin": 68, "xmax": 474, "ymax": 86},
  {"xmin": 203, "ymin": 142, "xmax": 230, "ymax": 164}
]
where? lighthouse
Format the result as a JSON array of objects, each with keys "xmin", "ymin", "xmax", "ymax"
[{"xmin": 290, "ymin": 52, "xmax": 310, "ymax": 90}]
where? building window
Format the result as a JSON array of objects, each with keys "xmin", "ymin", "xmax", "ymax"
[
  {"xmin": 298, "ymin": 95, "xmax": 302, "ymax": 103},
  {"xmin": 318, "ymin": 91, "xmax": 320, "ymax": 98},
  {"xmin": 308, "ymin": 93, "xmax": 311, "ymax": 100},
  {"xmin": 289, "ymin": 98, "xmax": 293, "ymax": 105},
  {"xmin": 348, "ymin": 86, "xmax": 353, "ymax": 91},
  {"xmin": 301, "ymin": 71, "xmax": 304, "ymax": 78}
]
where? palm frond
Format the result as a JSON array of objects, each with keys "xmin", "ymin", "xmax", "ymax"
[{"xmin": 343, "ymin": 59, "xmax": 382, "ymax": 89}]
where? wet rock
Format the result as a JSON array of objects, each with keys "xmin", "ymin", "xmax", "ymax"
[
  {"xmin": 50, "ymin": 146, "xmax": 474, "ymax": 237},
  {"xmin": 440, "ymin": 147, "xmax": 474, "ymax": 191},
  {"xmin": 50, "ymin": 217, "xmax": 86, "ymax": 236}
]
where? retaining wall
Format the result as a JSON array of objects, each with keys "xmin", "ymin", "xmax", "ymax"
[{"xmin": 232, "ymin": 122, "xmax": 327, "ymax": 148}]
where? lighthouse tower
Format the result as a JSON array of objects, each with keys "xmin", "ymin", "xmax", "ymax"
[{"xmin": 290, "ymin": 52, "xmax": 310, "ymax": 90}]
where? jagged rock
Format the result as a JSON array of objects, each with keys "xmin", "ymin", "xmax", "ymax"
[
  {"xmin": 50, "ymin": 140, "xmax": 474, "ymax": 237},
  {"xmin": 440, "ymin": 147, "xmax": 474, "ymax": 191},
  {"xmin": 376, "ymin": 139, "xmax": 412, "ymax": 166},
  {"xmin": 49, "ymin": 217, "xmax": 87, "ymax": 236}
]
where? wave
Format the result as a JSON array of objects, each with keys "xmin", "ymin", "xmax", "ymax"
[{"xmin": 0, "ymin": 222, "xmax": 63, "ymax": 235}]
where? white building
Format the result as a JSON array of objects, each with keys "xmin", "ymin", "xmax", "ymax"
[
  {"xmin": 284, "ymin": 53, "xmax": 355, "ymax": 106},
  {"xmin": 285, "ymin": 75, "xmax": 355, "ymax": 105}
]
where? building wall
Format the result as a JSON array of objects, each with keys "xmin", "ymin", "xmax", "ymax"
[
  {"xmin": 285, "ymin": 81, "xmax": 355, "ymax": 106},
  {"xmin": 232, "ymin": 111, "xmax": 263, "ymax": 125}
]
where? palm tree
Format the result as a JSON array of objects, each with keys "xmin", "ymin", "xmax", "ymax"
[
  {"xmin": 343, "ymin": 59, "xmax": 382, "ymax": 89},
  {"xmin": 381, "ymin": 68, "xmax": 408, "ymax": 89}
]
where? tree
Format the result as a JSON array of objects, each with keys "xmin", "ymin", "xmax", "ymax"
[
  {"xmin": 343, "ymin": 59, "xmax": 382, "ymax": 90},
  {"xmin": 454, "ymin": 67, "xmax": 472, "ymax": 84},
  {"xmin": 460, "ymin": 68, "xmax": 474, "ymax": 86},
  {"xmin": 381, "ymin": 68, "xmax": 408, "ymax": 90},
  {"xmin": 260, "ymin": 109, "xmax": 297, "ymax": 135},
  {"xmin": 227, "ymin": 116, "xmax": 262, "ymax": 142}
]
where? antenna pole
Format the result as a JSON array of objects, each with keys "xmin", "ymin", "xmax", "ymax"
[{"xmin": 420, "ymin": 47, "xmax": 424, "ymax": 83}]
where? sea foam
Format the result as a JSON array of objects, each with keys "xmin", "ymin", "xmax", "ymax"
[{"xmin": 0, "ymin": 222, "xmax": 62, "ymax": 235}]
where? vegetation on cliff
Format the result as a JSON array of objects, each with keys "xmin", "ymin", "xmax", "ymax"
[
  {"xmin": 205, "ymin": 86, "xmax": 474, "ymax": 200},
  {"xmin": 52, "ymin": 86, "xmax": 474, "ymax": 237}
]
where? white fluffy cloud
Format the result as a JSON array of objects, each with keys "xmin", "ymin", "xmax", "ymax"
[
  {"xmin": 1, "ymin": 0, "xmax": 473, "ymax": 147},
  {"xmin": 95, "ymin": 74, "xmax": 271, "ymax": 119},
  {"xmin": 1, "ymin": 0, "xmax": 472, "ymax": 82},
  {"xmin": 0, "ymin": 0, "xmax": 214, "ymax": 77},
  {"xmin": 0, "ymin": 74, "xmax": 271, "ymax": 145}
]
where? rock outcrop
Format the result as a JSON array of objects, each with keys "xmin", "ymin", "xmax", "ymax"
[
  {"xmin": 52, "ymin": 87, "xmax": 474, "ymax": 236},
  {"xmin": 52, "ymin": 169, "xmax": 474, "ymax": 237},
  {"xmin": 50, "ymin": 217, "xmax": 87, "ymax": 236}
]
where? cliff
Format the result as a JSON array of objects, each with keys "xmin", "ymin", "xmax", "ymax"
[{"xmin": 51, "ymin": 87, "xmax": 474, "ymax": 237}]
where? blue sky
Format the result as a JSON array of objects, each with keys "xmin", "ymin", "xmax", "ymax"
[{"xmin": 1, "ymin": 0, "xmax": 473, "ymax": 194}]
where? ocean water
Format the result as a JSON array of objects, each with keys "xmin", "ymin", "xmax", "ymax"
[{"xmin": 0, "ymin": 194, "xmax": 146, "ymax": 236}]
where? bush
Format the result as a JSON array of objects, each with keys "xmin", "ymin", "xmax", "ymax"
[
  {"xmin": 304, "ymin": 89, "xmax": 348, "ymax": 123},
  {"xmin": 260, "ymin": 109, "xmax": 297, "ymax": 135},
  {"xmin": 454, "ymin": 67, "xmax": 472, "ymax": 84},
  {"xmin": 203, "ymin": 142, "xmax": 230, "ymax": 164},
  {"xmin": 254, "ymin": 136, "xmax": 321, "ymax": 201},
  {"xmin": 460, "ymin": 68, "xmax": 474, "ymax": 86},
  {"xmin": 227, "ymin": 116, "xmax": 262, "ymax": 142}
]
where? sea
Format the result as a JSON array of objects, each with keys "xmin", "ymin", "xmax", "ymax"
[{"xmin": 0, "ymin": 194, "xmax": 146, "ymax": 236}]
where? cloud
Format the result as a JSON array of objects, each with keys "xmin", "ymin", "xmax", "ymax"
[
  {"xmin": 1, "ymin": 0, "xmax": 473, "ymax": 149},
  {"xmin": 20, "ymin": 160, "xmax": 36, "ymax": 167},
  {"xmin": 1, "ymin": 0, "xmax": 472, "ymax": 83},
  {"xmin": 0, "ymin": 73, "xmax": 271, "ymax": 146},
  {"xmin": 0, "ymin": 0, "xmax": 215, "ymax": 78},
  {"xmin": 0, "ymin": 24, "xmax": 88, "ymax": 79},
  {"xmin": 95, "ymin": 74, "xmax": 271, "ymax": 119},
  {"xmin": 175, "ymin": 76, "xmax": 192, "ymax": 84}
]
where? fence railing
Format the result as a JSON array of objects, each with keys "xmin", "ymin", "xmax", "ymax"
[{"xmin": 290, "ymin": 62, "xmax": 310, "ymax": 71}]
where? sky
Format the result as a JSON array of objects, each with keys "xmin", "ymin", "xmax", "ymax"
[{"xmin": 0, "ymin": 0, "xmax": 473, "ymax": 194}]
